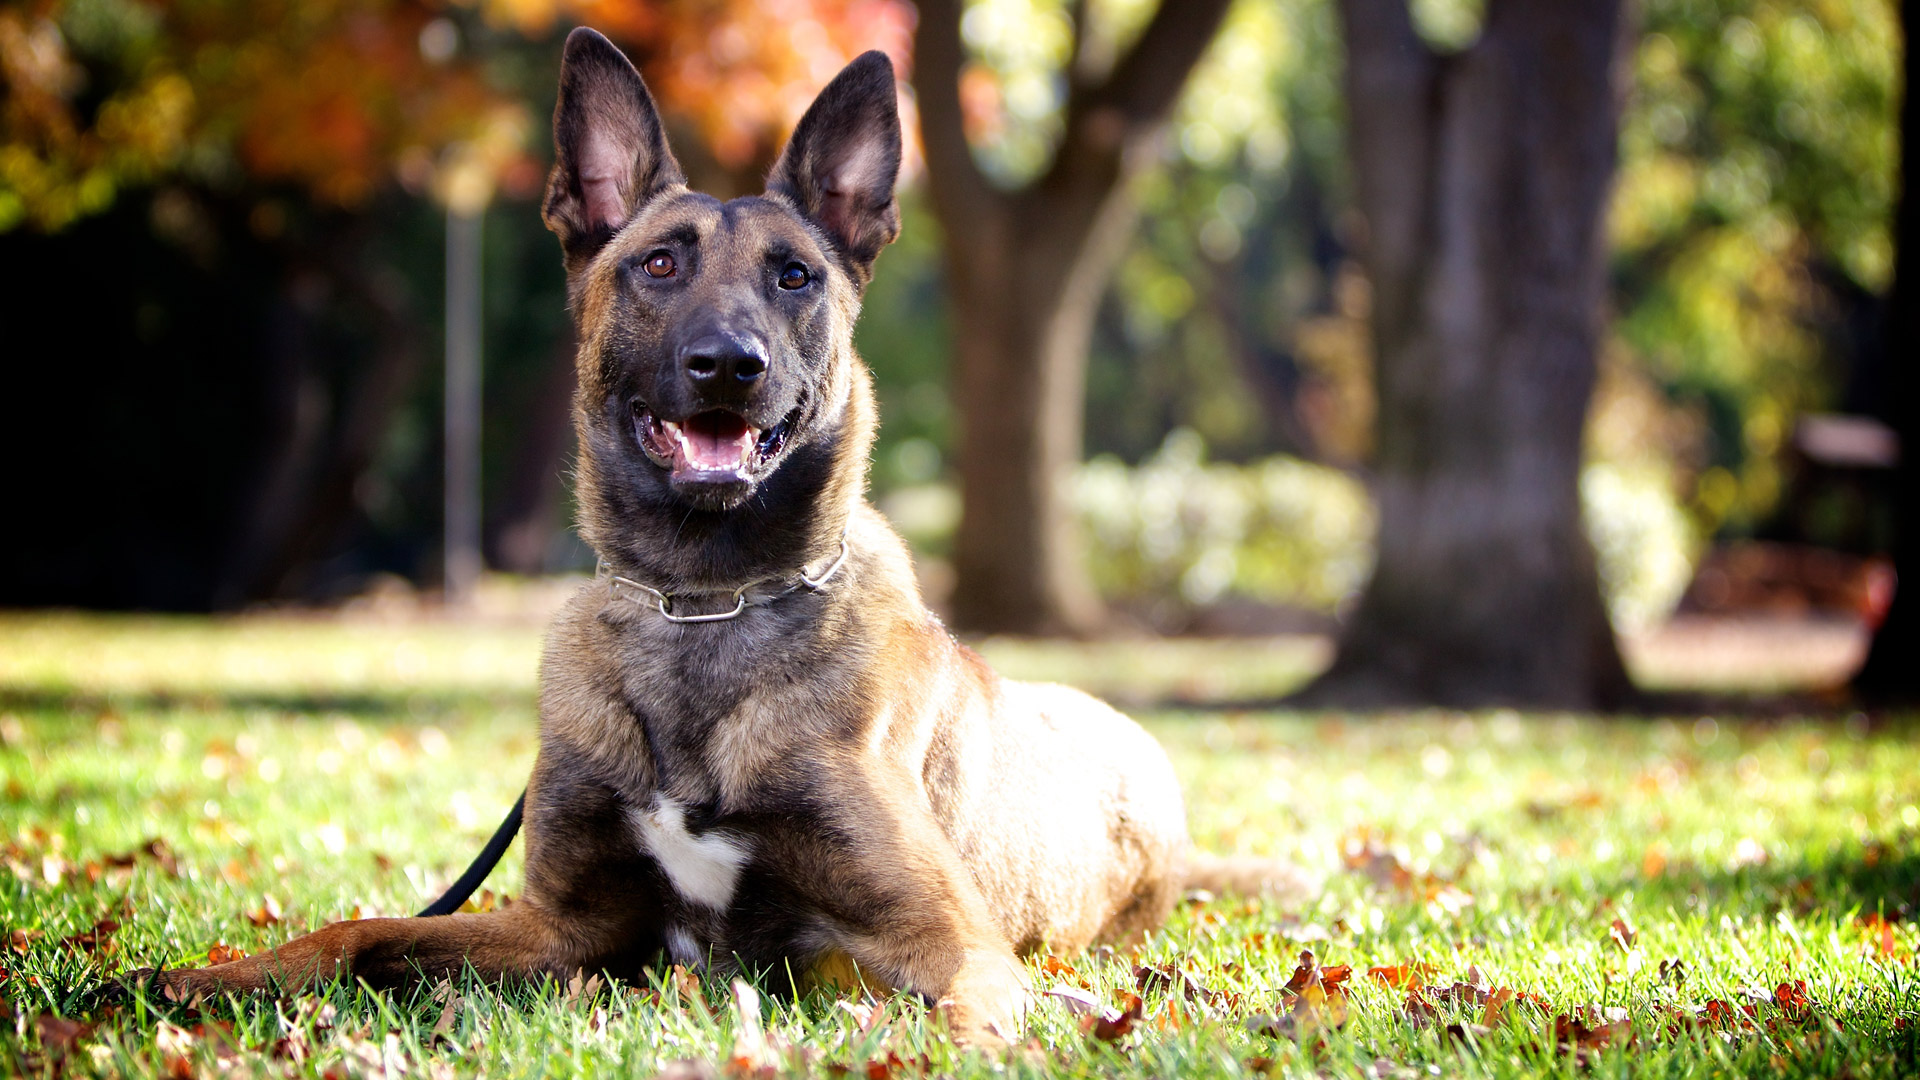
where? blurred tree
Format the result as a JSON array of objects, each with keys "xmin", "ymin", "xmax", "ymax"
[
  {"xmin": 1853, "ymin": 0, "xmax": 1915, "ymax": 703},
  {"xmin": 1294, "ymin": 0, "xmax": 1636, "ymax": 708},
  {"xmin": 1611, "ymin": 0, "xmax": 1899, "ymax": 539},
  {"xmin": 914, "ymin": 0, "xmax": 1233, "ymax": 635}
]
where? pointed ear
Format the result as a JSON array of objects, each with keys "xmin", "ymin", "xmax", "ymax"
[
  {"xmin": 766, "ymin": 51, "xmax": 903, "ymax": 288},
  {"xmin": 542, "ymin": 27, "xmax": 685, "ymax": 275}
]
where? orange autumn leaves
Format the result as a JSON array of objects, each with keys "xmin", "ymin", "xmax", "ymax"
[
  {"xmin": 563, "ymin": 0, "xmax": 913, "ymax": 171},
  {"xmin": 2, "ymin": 0, "xmax": 912, "ymax": 232}
]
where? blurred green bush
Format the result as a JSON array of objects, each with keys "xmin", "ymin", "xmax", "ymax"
[{"xmin": 1070, "ymin": 431, "xmax": 1695, "ymax": 633}]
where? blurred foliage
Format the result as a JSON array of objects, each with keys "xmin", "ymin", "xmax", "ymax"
[
  {"xmin": 0, "ymin": 0, "xmax": 911, "ymax": 231},
  {"xmin": 0, "ymin": 0, "xmax": 520, "ymax": 230},
  {"xmin": 0, "ymin": 0, "xmax": 1898, "ymax": 611},
  {"xmin": 1077, "ymin": 429, "xmax": 1373, "ymax": 617},
  {"xmin": 1067, "ymin": 430, "xmax": 1697, "ymax": 632},
  {"xmin": 1611, "ymin": 0, "xmax": 1899, "ymax": 536}
]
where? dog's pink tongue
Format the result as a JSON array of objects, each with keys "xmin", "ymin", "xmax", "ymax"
[{"xmin": 681, "ymin": 411, "xmax": 754, "ymax": 471}]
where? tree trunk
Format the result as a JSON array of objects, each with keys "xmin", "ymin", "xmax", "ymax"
[
  {"xmin": 1853, "ymin": 0, "xmax": 1918, "ymax": 703},
  {"xmin": 486, "ymin": 331, "xmax": 579, "ymax": 574},
  {"xmin": 913, "ymin": 0, "xmax": 1232, "ymax": 635},
  {"xmin": 1295, "ymin": 0, "xmax": 1635, "ymax": 708}
]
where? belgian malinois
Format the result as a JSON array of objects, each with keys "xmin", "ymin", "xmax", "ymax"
[{"xmin": 134, "ymin": 28, "xmax": 1298, "ymax": 1045}]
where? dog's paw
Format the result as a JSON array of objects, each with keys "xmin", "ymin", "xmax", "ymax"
[{"xmin": 938, "ymin": 951, "xmax": 1033, "ymax": 1050}]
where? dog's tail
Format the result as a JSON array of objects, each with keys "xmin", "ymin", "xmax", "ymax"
[{"xmin": 1181, "ymin": 851, "xmax": 1319, "ymax": 905}]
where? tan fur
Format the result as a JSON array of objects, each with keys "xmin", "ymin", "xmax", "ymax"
[{"xmin": 127, "ymin": 30, "xmax": 1301, "ymax": 1048}]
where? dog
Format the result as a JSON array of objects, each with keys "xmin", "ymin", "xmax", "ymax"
[{"xmin": 133, "ymin": 29, "xmax": 1300, "ymax": 1046}]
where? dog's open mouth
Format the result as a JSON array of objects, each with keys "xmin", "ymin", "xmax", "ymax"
[{"xmin": 634, "ymin": 404, "xmax": 792, "ymax": 483}]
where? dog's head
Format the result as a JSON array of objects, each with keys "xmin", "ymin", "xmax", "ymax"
[{"xmin": 544, "ymin": 28, "xmax": 900, "ymax": 569}]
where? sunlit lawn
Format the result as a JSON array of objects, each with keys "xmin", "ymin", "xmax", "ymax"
[{"xmin": 2, "ymin": 609, "xmax": 1916, "ymax": 1078}]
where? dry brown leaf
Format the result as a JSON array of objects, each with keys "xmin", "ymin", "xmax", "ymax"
[
  {"xmin": 861, "ymin": 1050, "xmax": 931, "ymax": 1079},
  {"xmin": 563, "ymin": 969, "xmax": 604, "ymax": 1007},
  {"xmin": 431, "ymin": 981, "xmax": 461, "ymax": 1042},
  {"xmin": 1134, "ymin": 962, "xmax": 1228, "ymax": 1009},
  {"xmin": 669, "ymin": 964, "xmax": 704, "ymax": 1003},
  {"xmin": 1367, "ymin": 962, "xmax": 1438, "ymax": 991},
  {"xmin": 35, "ymin": 1014, "xmax": 94, "ymax": 1057},
  {"xmin": 244, "ymin": 894, "xmax": 283, "ymax": 927},
  {"xmin": 61, "ymin": 918, "xmax": 120, "ymax": 957},
  {"xmin": 728, "ymin": 978, "xmax": 779, "ymax": 1076},
  {"xmin": 1607, "ymin": 917, "xmax": 1638, "ymax": 951},
  {"xmin": 1857, "ymin": 913, "xmax": 1907, "ymax": 961},
  {"xmin": 1554, "ymin": 1005, "xmax": 1632, "ymax": 1064},
  {"xmin": 206, "ymin": 942, "xmax": 246, "ymax": 966},
  {"xmin": 1250, "ymin": 949, "xmax": 1351, "ymax": 1040}
]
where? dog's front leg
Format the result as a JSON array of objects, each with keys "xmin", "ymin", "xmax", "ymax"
[
  {"xmin": 132, "ymin": 755, "xmax": 664, "ymax": 1000},
  {"xmin": 804, "ymin": 796, "xmax": 1032, "ymax": 1047},
  {"xmin": 132, "ymin": 902, "xmax": 586, "ymax": 998}
]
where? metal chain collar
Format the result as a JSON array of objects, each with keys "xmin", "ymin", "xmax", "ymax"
[{"xmin": 601, "ymin": 533, "xmax": 850, "ymax": 624}]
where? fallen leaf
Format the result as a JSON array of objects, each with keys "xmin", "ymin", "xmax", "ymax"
[
  {"xmin": 1771, "ymin": 980, "xmax": 1814, "ymax": 1023},
  {"xmin": 861, "ymin": 1050, "xmax": 931, "ymax": 1079},
  {"xmin": 1341, "ymin": 828, "xmax": 1475, "ymax": 914},
  {"xmin": 1133, "ymin": 962, "xmax": 1230, "ymax": 1009},
  {"xmin": 1083, "ymin": 992, "xmax": 1144, "ymax": 1041},
  {"xmin": 1250, "ymin": 950, "xmax": 1350, "ymax": 1040},
  {"xmin": 1481, "ymin": 986, "xmax": 1515, "ymax": 1028},
  {"xmin": 1554, "ymin": 1005, "xmax": 1633, "ymax": 1065},
  {"xmin": 728, "ymin": 978, "xmax": 780, "ymax": 1076},
  {"xmin": 244, "ymin": 894, "xmax": 283, "ymax": 927},
  {"xmin": 563, "ymin": 969, "xmax": 604, "ymax": 1007},
  {"xmin": 1045, "ymin": 986, "xmax": 1102, "ymax": 1016},
  {"xmin": 1857, "ymin": 913, "xmax": 1906, "ymax": 961},
  {"xmin": 833, "ymin": 999, "xmax": 885, "ymax": 1034},
  {"xmin": 430, "ymin": 981, "xmax": 461, "ymax": 1042},
  {"xmin": 1039, "ymin": 955, "xmax": 1076, "ymax": 977},
  {"xmin": 35, "ymin": 1014, "xmax": 94, "ymax": 1056},
  {"xmin": 1367, "ymin": 962, "xmax": 1438, "ymax": 991},
  {"xmin": 1607, "ymin": 917, "xmax": 1638, "ymax": 951},
  {"xmin": 668, "ymin": 964, "xmax": 704, "ymax": 1003},
  {"xmin": 60, "ymin": 918, "xmax": 120, "ymax": 958},
  {"xmin": 206, "ymin": 942, "xmax": 246, "ymax": 966}
]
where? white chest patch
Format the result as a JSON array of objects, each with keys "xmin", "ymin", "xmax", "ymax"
[{"xmin": 628, "ymin": 796, "xmax": 750, "ymax": 910}]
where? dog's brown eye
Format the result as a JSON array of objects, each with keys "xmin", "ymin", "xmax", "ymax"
[
  {"xmin": 644, "ymin": 251, "xmax": 676, "ymax": 278},
  {"xmin": 778, "ymin": 262, "xmax": 810, "ymax": 290}
]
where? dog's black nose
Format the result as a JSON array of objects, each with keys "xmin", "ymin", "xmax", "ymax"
[{"xmin": 681, "ymin": 335, "xmax": 767, "ymax": 385}]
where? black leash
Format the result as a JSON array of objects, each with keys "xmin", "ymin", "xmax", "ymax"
[{"xmin": 417, "ymin": 789, "xmax": 527, "ymax": 917}]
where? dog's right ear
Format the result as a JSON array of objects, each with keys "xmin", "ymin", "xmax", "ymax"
[{"xmin": 542, "ymin": 27, "xmax": 685, "ymax": 275}]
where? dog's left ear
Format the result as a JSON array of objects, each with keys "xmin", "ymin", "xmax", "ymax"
[{"xmin": 766, "ymin": 51, "xmax": 902, "ymax": 288}]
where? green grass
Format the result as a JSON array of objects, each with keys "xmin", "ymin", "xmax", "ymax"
[{"xmin": 2, "ymin": 611, "xmax": 1917, "ymax": 1078}]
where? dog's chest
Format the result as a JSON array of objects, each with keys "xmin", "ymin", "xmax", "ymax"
[{"xmin": 626, "ymin": 795, "xmax": 750, "ymax": 912}]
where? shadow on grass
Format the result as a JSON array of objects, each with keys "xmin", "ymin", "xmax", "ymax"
[
  {"xmin": 1610, "ymin": 848, "xmax": 1920, "ymax": 925},
  {"xmin": 0, "ymin": 685, "xmax": 533, "ymax": 721}
]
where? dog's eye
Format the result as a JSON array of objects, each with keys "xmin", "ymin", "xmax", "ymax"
[
  {"xmin": 778, "ymin": 262, "xmax": 810, "ymax": 290},
  {"xmin": 643, "ymin": 251, "xmax": 677, "ymax": 278}
]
